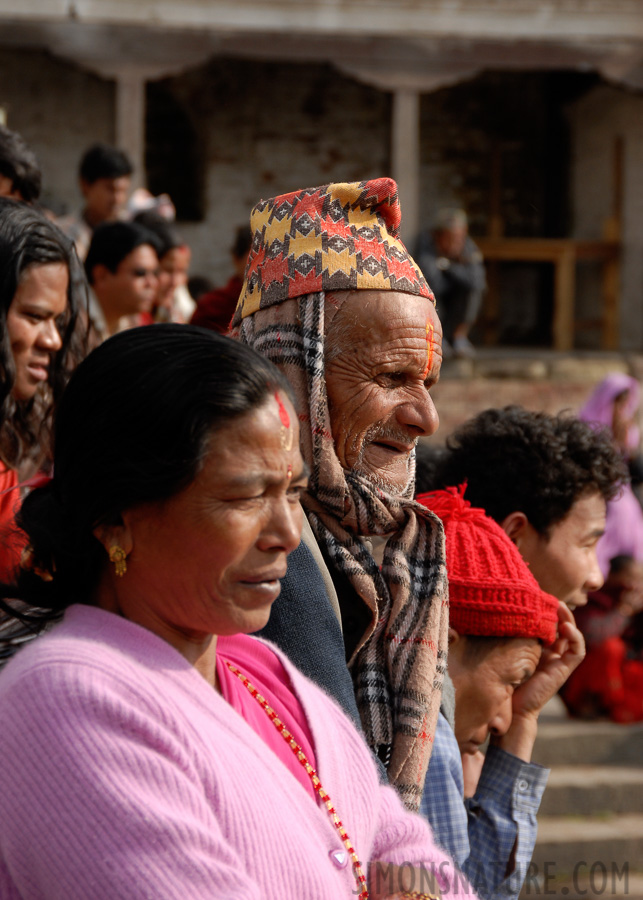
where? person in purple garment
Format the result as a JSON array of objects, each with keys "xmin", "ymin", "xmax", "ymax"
[{"xmin": 579, "ymin": 373, "xmax": 643, "ymax": 576}]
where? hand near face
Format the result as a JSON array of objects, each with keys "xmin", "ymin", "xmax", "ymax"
[
  {"xmin": 511, "ymin": 602, "xmax": 585, "ymax": 722},
  {"xmin": 461, "ymin": 749, "xmax": 485, "ymax": 798},
  {"xmin": 493, "ymin": 603, "xmax": 585, "ymax": 762}
]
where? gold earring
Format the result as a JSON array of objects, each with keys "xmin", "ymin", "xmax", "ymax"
[{"xmin": 108, "ymin": 545, "xmax": 127, "ymax": 577}]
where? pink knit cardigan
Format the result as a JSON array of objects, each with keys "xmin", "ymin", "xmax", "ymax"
[{"xmin": 0, "ymin": 605, "xmax": 472, "ymax": 899}]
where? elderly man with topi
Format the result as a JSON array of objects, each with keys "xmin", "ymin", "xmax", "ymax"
[{"xmin": 232, "ymin": 178, "xmax": 448, "ymax": 811}]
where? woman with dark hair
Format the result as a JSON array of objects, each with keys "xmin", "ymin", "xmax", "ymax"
[
  {"xmin": 0, "ymin": 325, "xmax": 467, "ymax": 900},
  {"xmin": 0, "ymin": 197, "xmax": 86, "ymax": 576}
]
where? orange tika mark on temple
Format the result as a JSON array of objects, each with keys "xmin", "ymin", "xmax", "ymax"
[{"xmin": 423, "ymin": 321, "xmax": 434, "ymax": 379}]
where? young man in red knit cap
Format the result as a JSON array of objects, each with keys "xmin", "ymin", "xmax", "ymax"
[{"xmin": 415, "ymin": 486, "xmax": 584, "ymax": 900}]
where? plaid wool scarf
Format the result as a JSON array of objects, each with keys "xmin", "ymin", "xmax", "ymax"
[{"xmin": 236, "ymin": 291, "xmax": 449, "ymax": 811}]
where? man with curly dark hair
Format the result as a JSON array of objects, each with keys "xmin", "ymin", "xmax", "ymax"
[
  {"xmin": 413, "ymin": 407, "xmax": 627, "ymax": 899},
  {"xmin": 428, "ymin": 405, "xmax": 629, "ymax": 609}
]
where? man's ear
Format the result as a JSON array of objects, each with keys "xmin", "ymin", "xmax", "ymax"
[
  {"xmin": 91, "ymin": 263, "xmax": 111, "ymax": 289},
  {"xmin": 500, "ymin": 511, "xmax": 529, "ymax": 546},
  {"xmin": 448, "ymin": 627, "xmax": 460, "ymax": 647}
]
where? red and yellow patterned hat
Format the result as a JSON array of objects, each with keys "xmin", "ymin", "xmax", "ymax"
[{"xmin": 233, "ymin": 178, "xmax": 434, "ymax": 325}]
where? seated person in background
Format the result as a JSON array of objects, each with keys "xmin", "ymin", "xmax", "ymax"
[
  {"xmin": 415, "ymin": 208, "xmax": 485, "ymax": 358},
  {"xmin": 0, "ymin": 325, "xmax": 470, "ymax": 900},
  {"xmin": 84, "ymin": 221, "xmax": 161, "ymax": 343},
  {"xmin": 191, "ymin": 225, "xmax": 251, "ymax": 333},
  {"xmin": 0, "ymin": 125, "xmax": 42, "ymax": 204},
  {"xmin": 57, "ymin": 143, "xmax": 133, "ymax": 261},
  {"xmin": 416, "ymin": 485, "xmax": 583, "ymax": 899},
  {"xmin": 424, "ymin": 406, "xmax": 628, "ymax": 610},
  {"xmin": 133, "ymin": 211, "xmax": 194, "ymax": 323},
  {"xmin": 562, "ymin": 554, "xmax": 643, "ymax": 722}
]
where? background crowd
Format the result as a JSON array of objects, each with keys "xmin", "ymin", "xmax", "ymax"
[{"xmin": 0, "ymin": 122, "xmax": 641, "ymax": 900}]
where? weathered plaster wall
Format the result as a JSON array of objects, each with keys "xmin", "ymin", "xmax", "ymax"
[
  {"xmin": 0, "ymin": 51, "xmax": 390, "ymax": 283},
  {"xmin": 3, "ymin": 45, "xmax": 640, "ymax": 353},
  {"xmin": 418, "ymin": 72, "xmax": 566, "ymax": 238},
  {"xmin": 567, "ymin": 84, "xmax": 643, "ymax": 351},
  {"xmin": 417, "ymin": 71, "xmax": 577, "ymax": 345},
  {"xmin": 0, "ymin": 48, "xmax": 114, "ymax": 213},
  {"xmin": 156, "ymin": 59, "xmax": 390, "ymax": 284}
]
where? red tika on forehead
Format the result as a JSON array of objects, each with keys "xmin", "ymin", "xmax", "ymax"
[
  {"xmin": 275, "ymin": 392, "xmax": 290, "ymax": 429},
  {"xmin": 423, "ymin": 321, "xmax": 435, "ymax": 380},
  {"xmin": 233, "ymin": 178, "xmax": 435, "ymax": 325}
]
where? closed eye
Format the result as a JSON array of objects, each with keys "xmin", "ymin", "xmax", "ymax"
[{"xmin": 378, "ymin": 372, "xmax": 407, "ymax": 388}]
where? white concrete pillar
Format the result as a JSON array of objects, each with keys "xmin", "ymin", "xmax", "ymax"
[
  {"xmin": 115, "ymin": 69, "xmax": 146, "ymax": 190},
  {"xmin": 391, "ymin": 88, "xmax": 420, "ymax": 247}
]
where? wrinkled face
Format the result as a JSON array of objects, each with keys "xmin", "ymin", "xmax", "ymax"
[
  {"xmin": 115, "ymin": 395, "xmax": 307, "ymax": 644},
  {"xmin": 158, "ymin": 246, "xmax": 191, "ymax": 307},
  {"xmin": 95, "ymin": 245, "xmax": 160, "ymax": 321},
  {"xmin": 6, "ymin": 262, "xmax": 69, "ymax": 402},
  {"xmin": 81, "ymin": 175, "xmax": 130, "ymax": 224},
  {"xmin": 324, "ymin": 290, "xmax": 442, "ymax": 493},
  {"xmin": 450, "ymin": 636, "xmax": 542, "ymax": 754},
  {"xmin": 516, "ymin": 492, "xmax": 606, "ymax": 609}
]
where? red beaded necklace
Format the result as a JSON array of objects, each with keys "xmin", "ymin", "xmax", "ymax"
[{"xmin": 225, "ymin": 660, "xmax": 370, "ymax": 900}]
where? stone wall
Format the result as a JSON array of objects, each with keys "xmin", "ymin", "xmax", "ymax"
[
  {"xmin": 2, "ymin": 46, "xmax": 641, "ymax": 353},
  {"xmin": 417, "ymin": 70, "xmax": 601, "ymax": 347},
  {"xmin": 418, "ymin": 71, "xmax": 572, "ymax": 239},
  {"xmin": 151, "ymin": 59, "xmax": 390, "ymax": 284},
  {"xmin": 567, "ymin": 84, "xmax": 643, "ymax": 352},
  {"xmin": 0, "ymin": 48, "xmax": 114, "ymax": 214}
]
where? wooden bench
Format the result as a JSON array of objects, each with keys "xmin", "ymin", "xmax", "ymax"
[{"xmin": 475, "ymin": 236, "xmax": 620, "ymax": 351}]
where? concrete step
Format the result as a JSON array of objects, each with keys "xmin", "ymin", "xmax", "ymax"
[
  {"xmin": 540, "ymin": 766, "xmax": 643, "ymax": 816},
  {"xmin": 532, "ymin": 721, "xmax": 643, "ymax": 768},
  {"xmin": 530, "ymin": 813, "xmax": 643, "ymax": 875}
]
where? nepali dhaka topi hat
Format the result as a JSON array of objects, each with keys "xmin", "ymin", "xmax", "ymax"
[
  {"xmin": 416, "ymin": 485, "xmax": 559, "ymax": 645},
  {"xmin": 233, "ymin": 177, "xmax": 434, "ymax": 325}
]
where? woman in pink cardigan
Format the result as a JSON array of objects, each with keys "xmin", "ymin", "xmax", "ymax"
[{"xmin": 0, "ymin": 326, "xmax": 471, "ymax": 900}]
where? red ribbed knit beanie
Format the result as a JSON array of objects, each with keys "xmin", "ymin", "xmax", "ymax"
[{"xmin": 416, "ymin": 485, "xmax": 559, "ymax": 645}]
